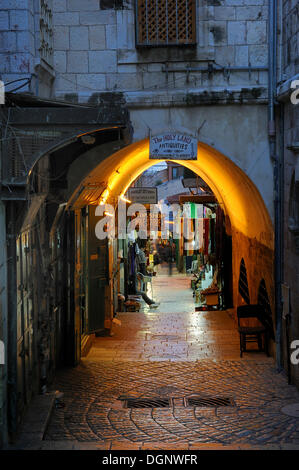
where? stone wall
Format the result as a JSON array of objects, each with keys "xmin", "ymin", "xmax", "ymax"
[
  {"xmin": 281, "ymin": 101, "xmax": 299, "ymax": 386},
  {"xmin": 278, "ymin": 0, "xmax": 299, "ymax": 387},
  {"xmin": 281, "ymin": 0, "xmax": 299, "ymax": 80},
  {"xmin": 51, "ymin": 0, "xmax": 269, "ymax": 102},
  {"xmin": 0, "ymin": 0, "xmax": 35, "ymax": 89},
  {"xmin": 0, "ymin": 0, "xmax": 54, "ymax": 98}
]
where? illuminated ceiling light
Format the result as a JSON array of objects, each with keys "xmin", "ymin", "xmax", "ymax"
[{"xmin": 104, "ymin": 211, "xmax": 114, "ymax": 217}]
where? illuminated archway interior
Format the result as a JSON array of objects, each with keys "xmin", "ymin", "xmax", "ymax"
[
  {"xmin": 70, "ymin": 138, "xmax": 274, "ymax": 249},
  {"xmin": 67, "ymin": 137, "xmax": 274, "ymax": 323}
]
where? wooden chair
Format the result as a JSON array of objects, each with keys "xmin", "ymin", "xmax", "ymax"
[{"xmin": 237, "ymin": 304, "xmax": 269, "ymax": 357}]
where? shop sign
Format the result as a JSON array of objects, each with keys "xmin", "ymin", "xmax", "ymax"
[
  {"xmin": 128, "ymin": 187, "xmax": 158, "ymax": 204},
  {"xmin": 150, "ymin": 133, "xmax": 197, "ymax": 160}
]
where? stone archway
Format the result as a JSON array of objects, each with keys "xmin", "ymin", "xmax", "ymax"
[{"xmin": 68, "ymin": 138, "xmax": 275, "ymax": 353}]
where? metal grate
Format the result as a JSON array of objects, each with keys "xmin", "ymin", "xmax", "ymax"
[
  {"xmin": 136, "ymin": 0, "xmax": 196, "ymax": 46},
  {"xmin": 122, "ymin": 397, "xmax": 171, "ymax": 408},
  {"xmin": 1, "ymin": 129, "xmax": 62, "ymax": 181},
  {"xmin": 39, "ymin": 0, "xmax": 54, "ymax": 66},
  {"xmin": 186, "ymin": 396, "xmax": 235, "ymax": 407}
]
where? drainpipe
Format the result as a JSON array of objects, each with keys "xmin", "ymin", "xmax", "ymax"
[{"xmin": 269, "ymin": 0, "xmax": 282, "ymax": 371}]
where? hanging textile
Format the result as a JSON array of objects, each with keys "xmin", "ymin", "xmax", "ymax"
[
  {"xmin": 128, "ymin": 242, "xmax": 137, "ymax": 276},
  {"xmin": 215, "ymin": 206, "xmax": 224, "ymax": 262},
  {"xmin": 210, "ymin": 218, "xmax": 216, "ymax": 254},
  {"xmin": 204, "ymin": 218, "xmax": 209, "ymax": 256}
]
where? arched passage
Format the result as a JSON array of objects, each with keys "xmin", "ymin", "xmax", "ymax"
[
  {"xmin": 69, "ymin": 138, "xmax": 273, "ymax": 244},
  {"xmin": 67, "ymin": 138, "xmax": 275, "ymax": 354},
  {"xmin": 19, "ymin": 133, "xmax": 275, "ymax": 367}
]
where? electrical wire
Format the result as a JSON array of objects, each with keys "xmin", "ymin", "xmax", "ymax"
[
  {"xmin": 58, "ymin": 63, "xmax": 264, "ymax": 96},
  {"xmin": 4, "ymin": 77, "xmax": 32, "ymax": 93}
]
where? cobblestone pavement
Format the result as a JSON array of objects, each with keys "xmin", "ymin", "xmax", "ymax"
[
  {"xmin": 43, "ymin": 360, "xmax": 299, "ymax": 450},
  {"xmin": 40, "ymin": 274, "xmax": 299, "ymax": 450}
]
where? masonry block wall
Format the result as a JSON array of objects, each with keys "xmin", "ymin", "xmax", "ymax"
[
  {"xmin": 0, "ymin": 0, "xmax": 54, "ymax": 97},
  {"xmin": 51, "ymin": 0, "xmax": 269, "ymax": 102},
  {"xmin": 0, "ymin": 0, "xmax": 35, "ymax": 89},
  {"xmin": 281, "ymin": 0, "xmax": 299, "ymax": 387}
]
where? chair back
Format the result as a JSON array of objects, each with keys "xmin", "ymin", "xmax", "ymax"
[{"xmin": 237, "ymin": 304, "xmax": 264, "ymax": 326}]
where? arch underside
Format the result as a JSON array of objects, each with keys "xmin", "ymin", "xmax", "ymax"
[{"xmin": 70, "ymin": 138, "xmax": 273, "ymax": 249}]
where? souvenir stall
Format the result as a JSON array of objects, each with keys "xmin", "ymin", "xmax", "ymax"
[{"xmin": 178, "ymin": 202, "xmax": 231, "ymax": 310}]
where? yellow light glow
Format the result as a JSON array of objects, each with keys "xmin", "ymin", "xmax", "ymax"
[
  {"xmin": 69, "ymin": 138, "xmax": 273, "ymax": 249},
  {"xmin": 104, "ymin": 212, "xmax": 114, "ymax": 217}
]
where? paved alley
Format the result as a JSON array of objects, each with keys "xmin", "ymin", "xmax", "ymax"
[
  {"xmin": 18, "ymin": 273, "xmax": 299, "ymax": 449},
  {"xmin": 85, "ymin": 270, "xmax": 242, "ymax": 362}
]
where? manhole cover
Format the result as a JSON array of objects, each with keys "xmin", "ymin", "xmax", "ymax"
[
  {"xmin": 186, "ymin": 396, "xmax": 235, "ymax": 407},
  {"xmin": 121, "ymin": 397, "xmax": 171, "ymax": 409},
  {"xmin": 281, "ymin": 403, "xmax": 299, "ymax": 417}
]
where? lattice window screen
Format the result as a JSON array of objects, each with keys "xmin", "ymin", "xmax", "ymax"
[
  {"xmin": 39, "ymin": 0, "xmax": 53, "ymax": 66},
  {"xmin": 136, "ymin": 0, "xmax": 196, "ymax": 46}
]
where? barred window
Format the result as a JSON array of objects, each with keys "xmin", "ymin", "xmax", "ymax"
[
  {"xmin": 136, "ymin": 0, "xmax": 196, "ymax": 47},
  {"xmin": 39, "ymin": 0, "xmax": 53, "ymax": 66}
]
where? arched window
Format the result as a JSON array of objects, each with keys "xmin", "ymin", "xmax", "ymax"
[{"xmin": 238, "ymin": 258, "xmax": 250, "ymax": 304}]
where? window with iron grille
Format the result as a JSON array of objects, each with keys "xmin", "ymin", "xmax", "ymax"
[
  {"xmin": 136, "ymin": 0, "xmax": 196, "ymax": 47},
  {"xmin": 39, "ymin": 0, "xmax": 53, "ymax": 66}
]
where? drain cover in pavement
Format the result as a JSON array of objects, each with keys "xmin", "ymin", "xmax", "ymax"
[
  {"xmin": 186, "ymin": 396, "xmax": 235, "ymax": 407},
  {"xmin": 151, "ymin": 335, "xmax": 181, "ymax": 341},
  {"xmin": 122, "ymin": 397, "xmax": 171, "ymax": 409},
  {"xmin": 281, "ymin": 403, "xmax": 299, "ymax": 417}
]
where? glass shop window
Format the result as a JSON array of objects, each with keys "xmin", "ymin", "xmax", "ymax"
[{"xmin": 136, "ymin": 0, "xmax": 196, "ymax": 47}]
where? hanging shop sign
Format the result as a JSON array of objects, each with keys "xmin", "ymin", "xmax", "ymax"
[
  {"xmin": 150, "ymin": 133, "xmax": 198, "ymax": 160},
  {"xmin": 128, "ymin": 187, "xmax": 158, "ymax": 204}
]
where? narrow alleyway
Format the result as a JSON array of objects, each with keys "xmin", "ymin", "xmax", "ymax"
[{"xmin": 18, "ymin": 273, "xmax": 299, "ymax": 449}]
